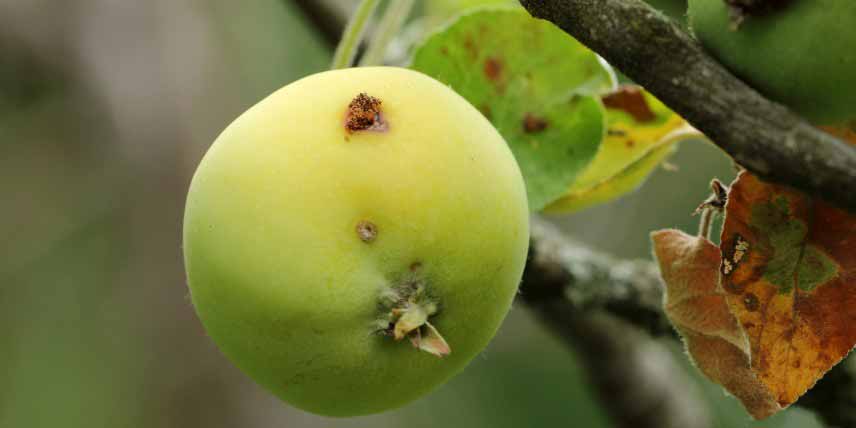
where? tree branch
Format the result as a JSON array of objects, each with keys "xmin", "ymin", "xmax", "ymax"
[
  {"xmin": 521, "ymin": 218, "xmax": 671, "ymax": 337},
  {"xmin": 519, "ymin": 0, "xmax": 856, "ymax": 213},
  {"xmin": 522, "ymin": 219, "xmax": 709, "ymax": 428},
  {"xmin": 521, "ymin": 218, "xmax": 855, "ymax": 428}
]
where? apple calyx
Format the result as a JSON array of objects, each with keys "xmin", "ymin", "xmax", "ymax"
[{"xmin": 375, "ymin": 270, "xmax": 451, "ymax": 358}]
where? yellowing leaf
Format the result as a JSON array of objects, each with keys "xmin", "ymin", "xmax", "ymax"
[
  {"xmin": 544, "ymin": 87, "xmax": 696, "ymax": 214},
  {"xmin": 718, "ymin": 171, "xmax": 856, "ymax": 410}
]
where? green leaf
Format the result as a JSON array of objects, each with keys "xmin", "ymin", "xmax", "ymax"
[
  {"xmin": 410, "ymin": 8, "xmax": 614, "ymax": 211},
  {"xmin": 544, "ymin": 87, "xmax": 697, "ymax": 214}
]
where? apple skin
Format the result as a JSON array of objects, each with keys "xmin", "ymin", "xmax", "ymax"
[
  {"xmin": 647, "ymin": 0, "xmax": 688, "ymax": 24},
  {"xmin": 689, "ymin": 0, "xmax": 856, "ymax": 124},
  {"xmin": 183, "ymin": 67, "xmax": 529, "ymax": 416}
]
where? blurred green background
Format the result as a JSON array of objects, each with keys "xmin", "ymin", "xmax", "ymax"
[{"xmin": 0, "ymin": 1, "xmax": 826, "ymax": 427}]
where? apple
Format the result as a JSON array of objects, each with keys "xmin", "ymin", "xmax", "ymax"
[
  {"xmin": 183, "ymin": 67, "xmax": 529, "ymax": 416},
  {"xmin": 689, "ymin": 0, "xmax": 856, "ymax": 124}
]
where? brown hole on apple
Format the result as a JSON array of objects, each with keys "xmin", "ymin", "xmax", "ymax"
[
  {"xmin": 345, "ymin": 93, "xmax": 388, "ymax": 134},
  {"xmin": 356, "ymin": 220, "xmax": 378, "ymax": 243}
]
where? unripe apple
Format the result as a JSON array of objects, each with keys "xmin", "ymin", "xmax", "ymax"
[
  {"xmin": 689, "ymin": 0, "xmax": 856, "ymax": 124},
  {"xmin": 647, "ymin": 0, "xmax": 688, "ymax": 24},
  {"xmin": 183, "ymin": 67, "xmax": 529, "ymax": 416}
]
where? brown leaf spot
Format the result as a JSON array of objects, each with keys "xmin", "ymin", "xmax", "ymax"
[
  {"xmin": 522, "ymin": 113, "xmax": 548, "ymax": 134},
  {"xmin": 743, "ymin": 293, "xmax": 760, "ymax": 311},
  {"xmin": 345, "ymin": 93, "xmax": 388, "ymax": 134},
  {"xmin": 463, "ymin": 37, "xmax": 478, "ymax": 60},
  {"xmin": 483, "ymin": 57, "xmax": 503, "ymax": 82},
  {"xmin": 625, "ymin": 139, "xmax": 635, "ymax": 148},
  {"xmin": 602, "ymin": 86, "xmax": 656, "ymax": 123}
]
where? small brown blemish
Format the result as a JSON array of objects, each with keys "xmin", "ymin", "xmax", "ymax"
[
  {"xmin": 601, "ymin": 86, "xmax": 656, "ymax": 123},
  {"xmin": 463, "ymin": 37, "xmax": 478, "ymax": 59},
  {"xmin": 409, "ymin": 261, "xmax": 423, "ymax": 272},
  {"xmin": 743, "ymin": 293, "xmax": 760, "ymax": 311},
  {"xmin": 345, "ymin": 93, "xmax": 388, "ymax": 134},
  {"xmin": 523, "ymin": 113, "xmax": 548, "ymax": 134},
  {"xmin": 356, "ymin": 220, "xmax": 378, "ymax": 243},
  {"xmin": 484, "ymin": 57, "xmax": 503, "ymax": 82},
  {"xmin": 607, "ymin": 128, "xmax": 627, "ymax": 137},
  {"xmin": 625, "ymin": 139, "xmax": 635, "ymax": 148}
]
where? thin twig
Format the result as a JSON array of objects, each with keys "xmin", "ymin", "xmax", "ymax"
[
  {"xmin": 359, "ymin": 0, "xmax": 415, "ymax": 66},
  {"xmin": 522, "ymin": 218, "xmax": 708, "ymax": 428},
  {"xmin": 330, "ymin": 0, "xmax": 381, "ymax": 69}
]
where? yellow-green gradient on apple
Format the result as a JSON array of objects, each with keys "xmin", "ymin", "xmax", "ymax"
[{"xmin": 183, "ymin": 67, "xmax": 529, "ymax": 416}]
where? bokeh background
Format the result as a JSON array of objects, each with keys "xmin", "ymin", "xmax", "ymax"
[{"xmin": 0, "ymin": 1, "xmax": 828, "ymax": 427}]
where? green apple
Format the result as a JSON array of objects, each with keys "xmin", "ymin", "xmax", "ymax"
[
  {"xmin": 183, "ymin": 67, "xmax": 529, "ymax": 416},
  {"xmin": 647, "ymin": 0, "xmax": 688, "ymax": 24},
  {"xmin": 689, "ymin": 0, "xmax": 856, "ymax": 124}
]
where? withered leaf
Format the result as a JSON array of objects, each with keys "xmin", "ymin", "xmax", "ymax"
[{"xmin": 652, "ymin": 229, "xmax": 781, "ymax": 418}]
